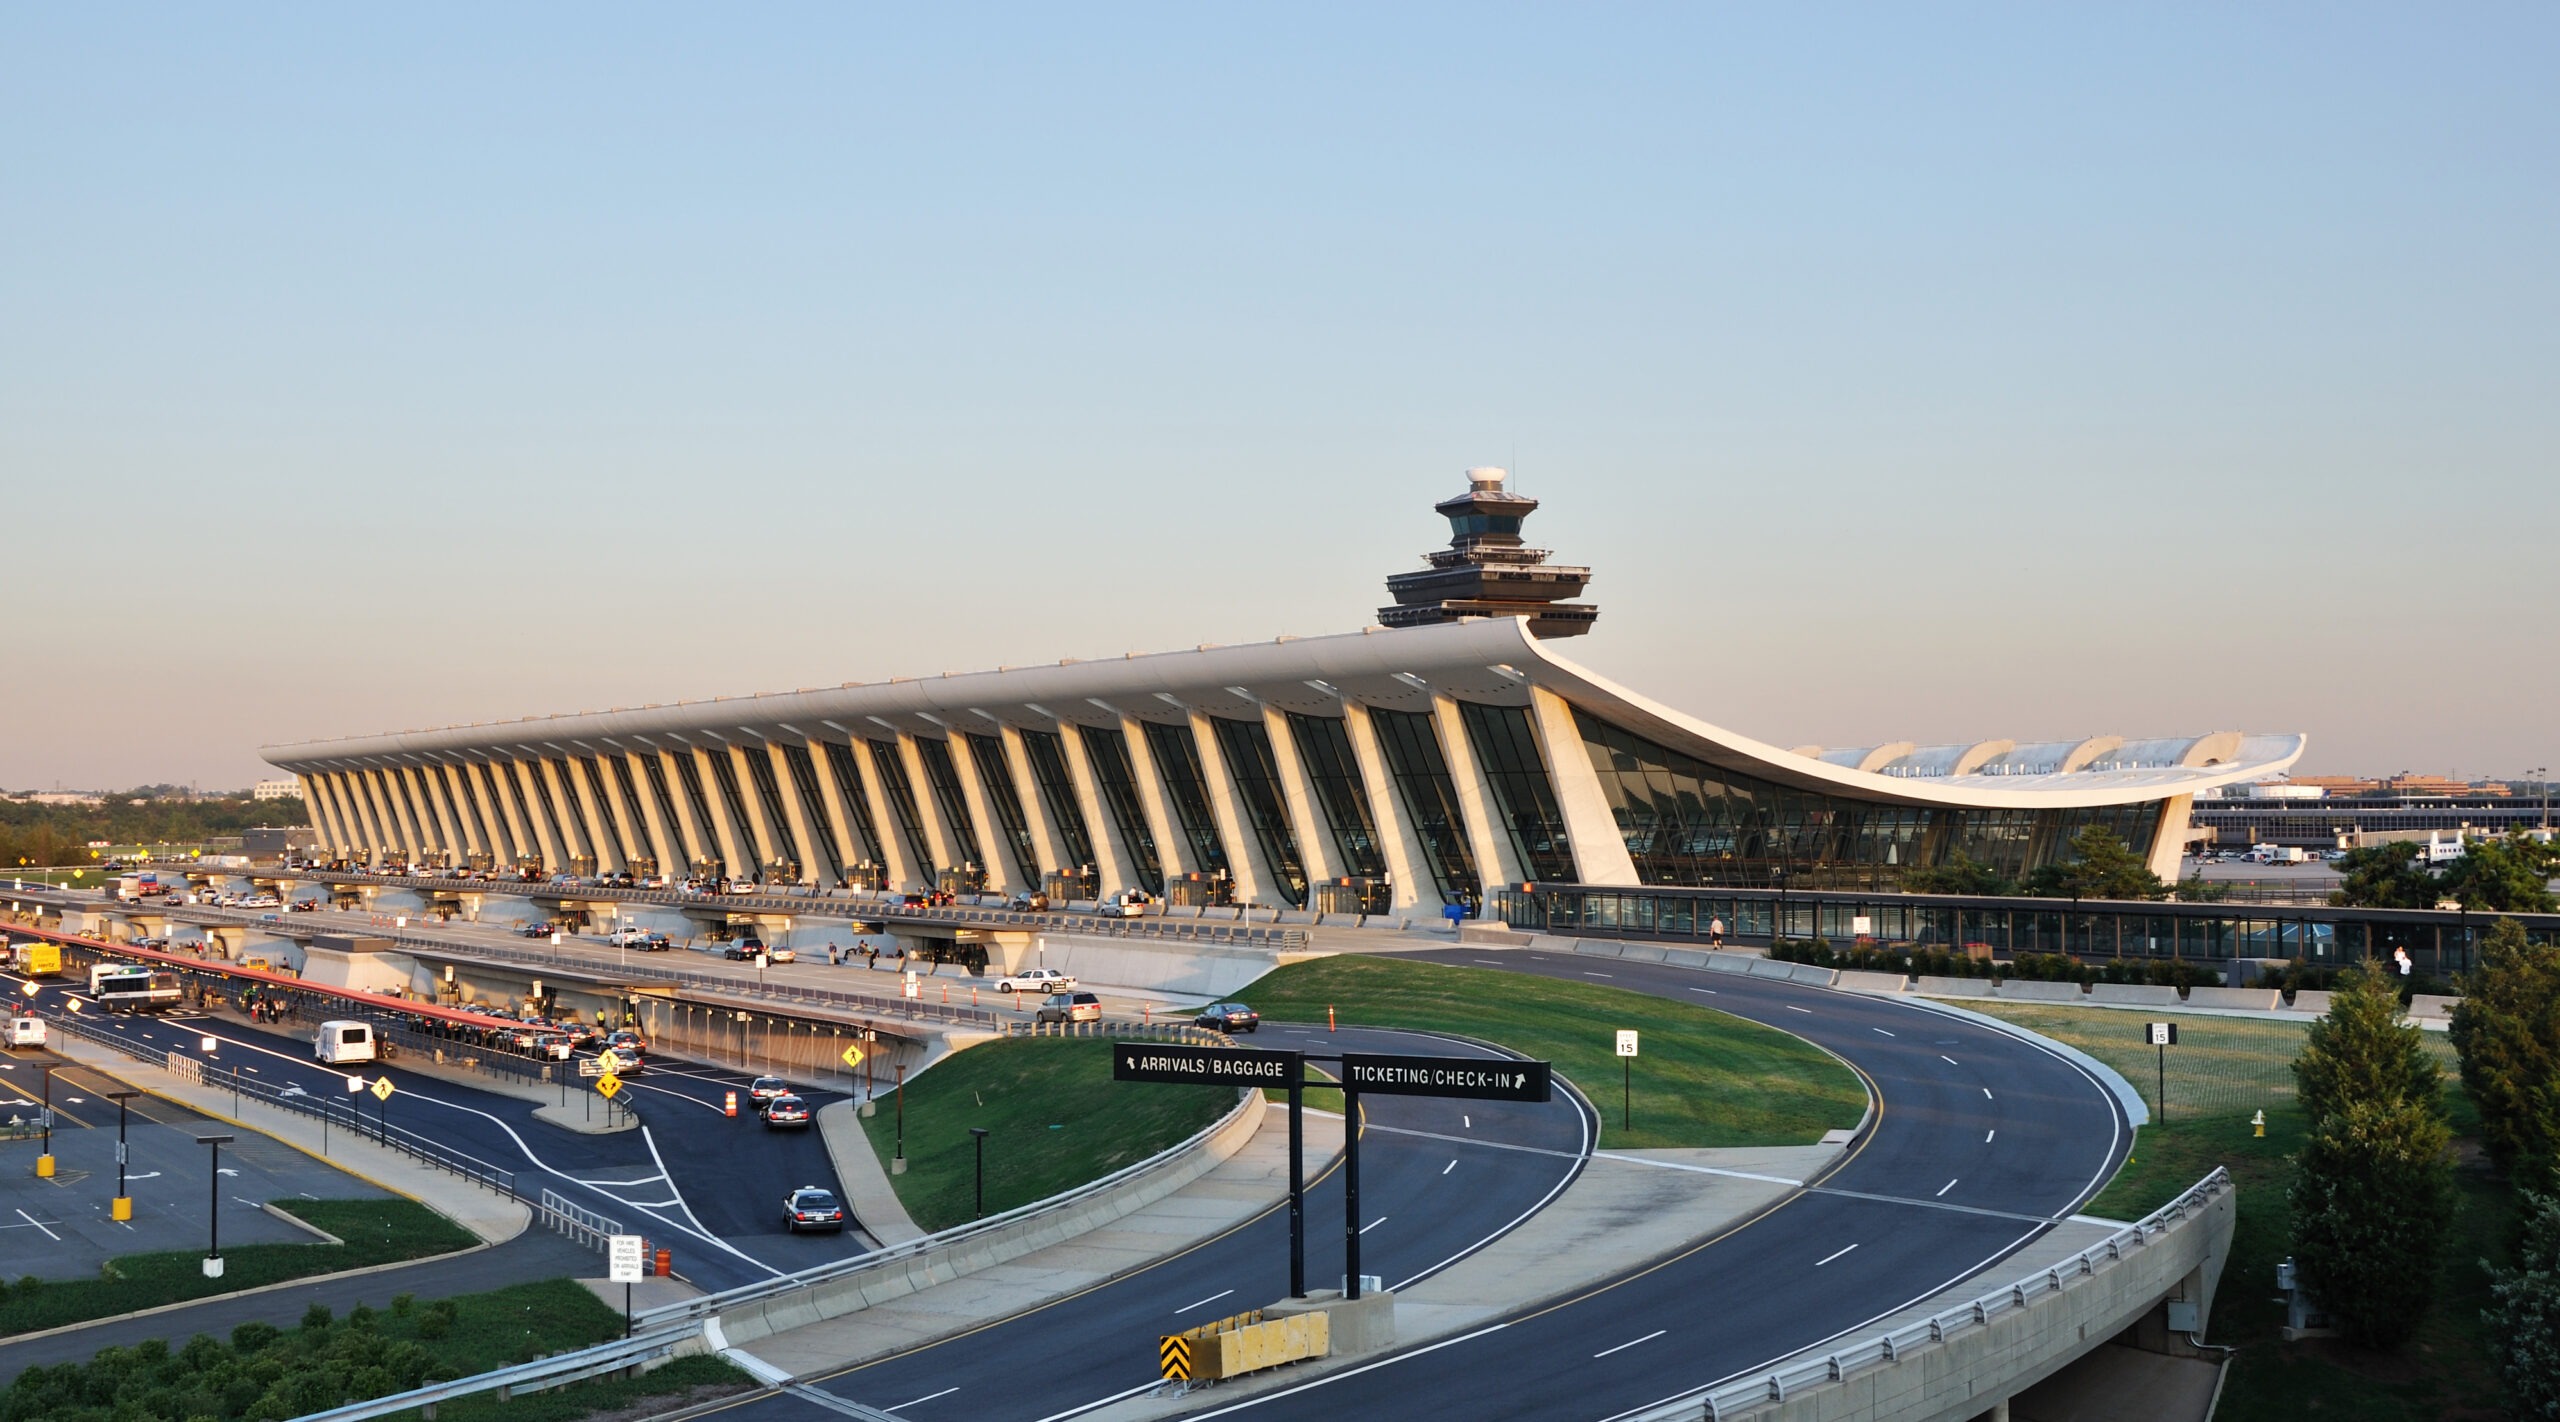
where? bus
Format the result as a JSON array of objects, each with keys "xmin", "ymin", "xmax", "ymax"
[{"xmin": 91, "ymin": 967, "xmax": 184, "ymax": 1013}]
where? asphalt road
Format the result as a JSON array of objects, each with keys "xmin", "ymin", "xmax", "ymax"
[
  {"xmin": 4, "ymin": 969, "xmax": 868, "ymax": 1294},
  {"xmin": 711, "ymin": 1021, "xmax": 1596, "ymax": 1422}
]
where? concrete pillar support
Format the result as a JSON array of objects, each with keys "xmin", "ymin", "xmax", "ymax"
[
  {"xmin": 1261, "ymin": 705, "xmax": 1338, "ymax": 884},
  {"xmin": 1119, "ymin": 717, "xmax": 1195, "ymax": 879},
  {"xmin": 1057, "ymin": 723, "xmax": 1134, "ymax": 898},
  {"xmin": 1433, "ymin": 695, "xmax": 1523, "ymax": 892},
  {"xmin": 1188, "ymin": 710, "xmax": 1271, "ymax": 907},
  {"xmin": 1527, "ymin": 685, "xmax": 1635, "ymax": 886},
  {"xmin": 949, "ymin": 735, "xmax": 1022, "ymax": 896},
  {"xmin": 1341, "ymin": 702, "xmax": 1439, "ymax": 914}
]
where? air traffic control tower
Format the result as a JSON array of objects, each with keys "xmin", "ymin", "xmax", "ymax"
[{"xmin": 1378, "ymin": 466, "xmax": 1598, "ymax": 638}]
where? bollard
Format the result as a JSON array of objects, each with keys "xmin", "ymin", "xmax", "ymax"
[
  {"xmin": 1328, "ymin": 1005, "xmax": 1336, "ymax": 1032},
  {"xmin": 654, "ymin": 1247, "xmax": 671, "ymax": 1276},
  {"xmin": 724, "ymin": 1091, "xmax": 737, "ymax": 1118}
]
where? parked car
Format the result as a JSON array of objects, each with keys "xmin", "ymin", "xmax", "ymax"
[
  {"xmin": 783, "ymin": 1185, "xmax": 844, "ymax": 1232},
  {"xmin": 723, "ymin": 936, "xmax": 769, "ymax": 961},
  {"xmin": 995, "ymin": 967, "xmax": 1077, "ymax": 995},
  {"xmin": 1008, "ymin": 892, "xmax": 1050, "ymax": 912},
  {"xmin": 1035, "ymin": 991, "xmax": 1103, "ymax": 1025},
  {"xmin": 765, "ymin": 945, "xmax": 796, "ymax": 964},
  {"xmin": 749, "ymin": 1075, "xmax": 791, "ymax": 1111},
  {"xmin": 763, "ymin": 1094, "xmax": 812, "ymax": 1128},
  {"xmin": 604, "ymin": 927, "xmax": 653, "ymax": 947},
  {"xmin": 518, "ymin": 922, "xmax": 561, "ymax": 939},
  {"xmin": 628, "ymin": 931, "xmax": 672, "ymax": 952},
  {"xmin": 1195, "ymin": 1001, "xmax": 1261, "ymax": 1033}
]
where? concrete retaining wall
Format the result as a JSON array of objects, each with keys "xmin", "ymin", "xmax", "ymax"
[
  {"xmin": 715, "ymin": 1087, "xmax": 1268, "ymax": 1346},
  {"xmin": 1834, "ymin": 971, "xmax": 1909, "ymax": 996},
  {"xmin": 1994, "ymin": 980, "xmax": 2086, "ymax": 1004},
  {"xmin": 2088, "ymin": 984, "xmax": 2180, "ymax": 1008},
  {"xmin": 2185, "ymin": 987, "xmax": 2280, "ymax": 1012},
  {"xmin": 1913, "ymin": 976, "xmax": 1994, "ymax": 999},
  {"xmin": 2409, "ymin": 993, "xmax": 2460, "ymax": 1022},
  {"xmin": 1031, "ymin": 935, "xmax": 1283, "ymax": 999},
  {"xmin": 2284, "ymin": 990, "xmax": 2333, "ymax": 1016}
]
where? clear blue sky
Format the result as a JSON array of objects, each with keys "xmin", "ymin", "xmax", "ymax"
[{"xmin": 5, "ymin": 6, "xmax": 2554, "ymax": 790}]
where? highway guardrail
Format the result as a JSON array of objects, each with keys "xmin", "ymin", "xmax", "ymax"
[{"xmin": 283, "ymin": 1320, "xmax": 700, "ymax": 1422}]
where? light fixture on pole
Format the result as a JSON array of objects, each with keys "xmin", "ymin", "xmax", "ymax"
[
  {"xmin": 197, "ymin": 1134, "xmax": 236, "ymax": 1277},
  {"xmin": 108, "ymin": 1090, "xmax": 140, "ymax": 1219},
  {"xmin": 35, "ymin": 1062, "xmax": 56, "ymax": 1178},
  {"xmin": 969, "ymin": 1126, "xmax": 991, "ymax": 1220}
]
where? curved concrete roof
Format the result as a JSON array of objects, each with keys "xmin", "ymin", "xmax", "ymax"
[{"xmin": 264, "ymin": 618, "xmax": 2302, "ymax": 809}]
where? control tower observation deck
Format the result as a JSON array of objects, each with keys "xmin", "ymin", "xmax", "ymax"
[{"xmin": 1378, "ymin": 467, "xmax": 1598, "ymax": 638}]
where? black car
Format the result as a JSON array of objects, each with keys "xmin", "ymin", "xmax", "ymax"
[
  {"xmin": 783, "ymin": 1186, "xmax": 844, "ymax": 1232},
  {"xmin": 723, "ymin": 936, "xmax": 769, "ymax": 961},
  {"xmin": 1196, "ymin": 1001, "xmax": 1261, "ymax": 1033}
]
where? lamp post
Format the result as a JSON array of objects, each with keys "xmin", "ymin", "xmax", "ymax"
[
  {"xmin": 197, "ymin": 1134, "xmax": 235, "ymax": 1277},
  {"xmin": 969, "ymin": 1126, "xmax": 990, "ymax": 1220},
  {"xmin": 892, "ymin": 1064, "xmax": 907, "ymax": 1175},
  {"xmin": 35, "ymin": 1062, "xmax": 55, "ymax": 1179},
  {"xmin": 1770, "ymin": 867, "xmax": 1789, "ymax": 946},
  {"xmin": 109, "ymin": 1089, "xmax": 139, "ymax": 1220}
]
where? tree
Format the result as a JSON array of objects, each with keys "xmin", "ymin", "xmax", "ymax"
[
  {"xmin": 2487, "ymin": 1188, "xmax": 2560, "ymax": 1420},
  {"xmin": 2330, "ymin": 840, "xmax": 2442, "ymax": 910},
  {"xmin": 2288, "ymin": 1096, "xmax": 2457, "ymax": 1349},
  {"xmin": 2450, "ymin": 917, "xmax": 2560, "ymax": 1178},
  {"xmin": 2294, "ymin": 960, "xmax": 2444, "ymax": 1126},
  {"xmin": 2024, "ymin": 825, "xmax": 2169, "ymax": 902},
  {"xmin": 2439, "ymin": 832, "xmax": 2560, "ymax": 914},
  {"xmin": 1899, "ymin": 852, "xmax": 2016, "ymax": 897}
]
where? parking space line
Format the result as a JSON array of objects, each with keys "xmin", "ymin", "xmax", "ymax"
[
  {"xmin": 15, "ymin": 1209, "xmax": 60, "ymax": 1242},
  {"xmin": 1594, "ymin": 1329, "xmax": 1665, "ymax": 1358}
]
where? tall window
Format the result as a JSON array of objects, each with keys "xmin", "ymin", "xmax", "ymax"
[
  {"xmin": 819, "ymin": 740, "xmax": 887, "ymax": 866},
  {"xmin": 604, "ymin": 757, "xmax": 653, "ymax": 866},
  {"xmin": 742, "ymin": 748, "xmax": 803, "ymax": 875},
  {"xmin": 529, "ymin": 761, "xmax": 579, "ymax": 858},
  {"xmin": 1368, "ymin": 708, "xmax": 1481, "ymax": 908},
  {"xmin": 643, "ymin": 756, "xmax": 691, "ymax": 868},
  {"xmin": 1018, "ymin": 729, "xmax": 1096, "ymax": 871},
  {"xmin": 1283, "ymin": 712, "xmax": 1388, "ymax": 880},
  {"xmin": 1210, "ymin": 717, "xmax": 1308, "ymax": 906},
  {"xmin": 914, "ymin": 738, "xmax": 985, "ymax": 871},
  {"xmin": 705, "ymin": 752, "xmax": 759, "ymax": 869},
  {"xmin": 1141, "ymin": 721, "xmax": 1230, "ymax": 877},
  {"xmin": 672, "ymin": 754, "xmax": 721, "ymax": 873},
  {"xmin": 779, "ymin": 744, "xmax": 845, "ymax": 884},
  {"xmin": 575, "ymin": 758, "xmax": 623, "ymax": 861},
  {"xmin": 869, "ymin": 740, "xmax": 938, "ymax": 878},
  {"xmin": 1456, "ymin": 702, "xmax": 1578, "ymax": 883},
  {"xmin": 964, "ymin": 733, "xmax": 1042, "ymax": 888},
  {"xmin": 1078, "ymin": 725, "xmax": 1164, "ymax": 893}
]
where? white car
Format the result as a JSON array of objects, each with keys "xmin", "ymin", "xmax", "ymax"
[
  {"xmin": 995, "ymin": 967, "xmax": 1078, "ymax": 994},
  {"xmin": 604, "ymin": 927, "xmax": 653, "ymax": 947}
]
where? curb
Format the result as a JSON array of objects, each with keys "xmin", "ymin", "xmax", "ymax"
[{"xmin": 0, "ymin": 1237, "xmax": 495, "ymax": 1352}]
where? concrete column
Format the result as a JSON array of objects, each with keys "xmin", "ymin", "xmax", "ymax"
[
  {"xmin": 856, "ymin": 740, "xmax": 921, "ymax": 891},
  {"xmin": 477, "ymin": 760, "xmax": 535, "ymax": 864},
  {"xmin": 1527, "ymin": 686, "xmax": 1635, "ymax": 886},
  {"xmin": 624, "ymin": 752, "xmax": 684, "ymax": 874},
  {"xmin": 1187, "ymin": 711, "xmax": 1271, "ymax": 907},
  {"xmin": 362, "ymin": 770, "xmax": 417, "ymax": 861},
  {"xmin": 429, "ymin": 764, "xmax": 484, "ymax": 860},
  {"xmin": 653, "ymin": 750, "xmax": 713, "ymax": 873},
  {"xmin": 1434, "ymin": 696, "xmax": 1523, "ymax": 892},
  {"xmin": 763, "ymin": 742, "xmax": 831, "ymax": 885},
  {"xmin": 688, "ymin": 747, "xmax": 752, "ymax": 878},
  {"xmin": 390, "ymin": 768, "xmax": 435, "ymax": 858},
  {"xmin": 950, "ymin": 735, "xmax": 1022, "ymax": 896},
  {"xmin": 718, "ymin": 745, "xmax": 782, "ymax": 872},
  {"xmin": 1260, "ymin": 706, "xmax": 1338, "ymax": 884},
  {"xmin": 344, "ymin": 771, "xmax": 391, "ymax": 865},
  {"xmin": 404, "ymin": 766, "xmax": 458, "ymax": 863},
  {"xmin": 588, "ymin": 757, "xmax": 644, "ymax": 868},
  {"xmin": 1057, "ymin": 723, "xmax": 1134, "ymax": 897},
  {"xmin": 998, "ymin": 725, "xmax": 1069, "ymax": 880},
  {"xmin": 1341, "ymin": 703, "xmax": 1439, "ymax": 914},
  {"xmin": 895, "ymin": 735, "xmax": 961, "ymax": 877},
  {"xmin": 301, "ymin": 774, "xmax": 347, "ymax": 856},
  {"xmin": 801, "ymin": 741, "xmax": 869, "ymax": 883},
  {"xmin": 2147, "ymin": 796, "xmax": 2195, "ymax": 883},
  {"xmin": 507, "ymin": 759, "xmax": 569, "ymax": 871},
  {"xmin": 1118, "ymin": 717, "xmax": 1195, "ymax": 878},
  {"xmin": 533, "ymin": 757, "xmax": 592, "ymax": 867}
]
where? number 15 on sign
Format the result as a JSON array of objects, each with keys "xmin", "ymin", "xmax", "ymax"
[{"xmin": 1615, "ymin": 1030, "xmax": 1638, "ymax": 1133}]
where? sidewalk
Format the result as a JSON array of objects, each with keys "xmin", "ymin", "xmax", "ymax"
[{"xmin": 814, "ymin": 1100, "xmax": 921, "ymax": 1247}]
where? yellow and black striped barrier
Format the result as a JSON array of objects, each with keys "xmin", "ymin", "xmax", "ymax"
[
  {"xmin": 1158, "ymin": 1309, "xmax": 1327, "ymax": 1384},
  {"xmin": 1160, "ymin": 1333, "xmax": 1193, "ymax": 1382}
]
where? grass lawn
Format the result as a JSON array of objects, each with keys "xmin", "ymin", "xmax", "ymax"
[
  {"xmin": 0, "ymin": 1197, "xmax": 478, "ymax": 1337},
  {"xmin": 1971, "ymin": 1003, "xmax": 2514, "ymax": 1421},
  {"xmin": 863, "ymin": 1037, "xmax": 1239, "ymax": 1232},
  {"xmin": 1237, "ymin": 955, "xmax": 1866, "ymax": 1149}
]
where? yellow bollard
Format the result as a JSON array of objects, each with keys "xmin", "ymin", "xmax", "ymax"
[
  {"xmin": 112, "ymin": 1196, "xmax": 132, "ymax": 1221},
  {"xmin": 2252, "ymin": 1109, "xmax": 2266, "ymax": 1139},
  {"xmin": 35, "ymin": 1154, "xmax": 53, "ymax": 1179}
]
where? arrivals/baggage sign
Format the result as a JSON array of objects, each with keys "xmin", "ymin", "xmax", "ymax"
[
  {"xmin": 1112, "ymin": 1041, "xmax": 1300, "ymax": 1086},
  {"xmin": 1338, "ymin": 1052, "xmax": 1551, "ymax": 1102}
]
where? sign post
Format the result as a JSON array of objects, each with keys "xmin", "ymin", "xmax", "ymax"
[
  {"xmin": 2144, "ymin": 1022, "xmax": 2178, "ymax": 1124},
  {"xmin": 1615, "ymin": 1030, "xmax": 1639, "ymax": 1132},
  {"xmin": 608, "ymin": 1233, "xmax": 645, "ymax": 1336}
]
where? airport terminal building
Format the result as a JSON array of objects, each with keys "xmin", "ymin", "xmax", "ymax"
[{"xmin": 263, "ymin": 471, "xmax": 2303, "ymax": 915}]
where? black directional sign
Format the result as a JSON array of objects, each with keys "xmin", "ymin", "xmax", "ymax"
[
  {"xmin": 1338, "ymin": 1052, "xmax": 1551, "ymax": 1103},
  {"xmin": 1113, "ymin": 1041, "xmax": 1301, "ymax": 1087}
]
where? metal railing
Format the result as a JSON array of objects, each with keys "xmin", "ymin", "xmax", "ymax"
[
  {"xmin": 1626, "ymin": 1168, "xmax": 2235, "ymax": 1421},
  {"xmin": 535, "ymin": 1187, "xmax": 624, "ymax": 1251},
  {"xmin": 284, "ymin": 1321, "xmax": 700, "ymax": 1422}
]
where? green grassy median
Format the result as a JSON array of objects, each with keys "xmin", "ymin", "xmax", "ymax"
[
  {"xmin": 0, "ymin": 1197, "xmax": 476, "ymax": 1338},
  {"xmin": 863, "ymin": 1038, "xmax": 1238, "ymax": 1233},
  {"xmin": 1237, "ymin": 955, "xmax": 1866, "ymax": 1149}
]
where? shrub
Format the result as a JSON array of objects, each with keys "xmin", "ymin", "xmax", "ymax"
[
  {"xmin": 2486, "ymin": 1187, "xmax": 2560, "ymax": 1419},
  {"xmin": 2288, "ymin": 1097, "xmax": 2457, "ymax": 1349},
  {"xmin": 2294, "ymin": 961, "xmax": 2443, "ymax": 1126}
]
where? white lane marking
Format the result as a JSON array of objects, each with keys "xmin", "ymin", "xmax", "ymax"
[
  {"xmin": 1984, "ymin": 1087, "xmax": 1994, "ymax": 1099},
  {"xmin": 1688, "ymin": 986, "xmax": 1718, "ymax": 994},
  {"xmin": 1814, "ymin": 1243, "xmax": 1859, "ymax": 1267},
  {"xmin": 1473, "ymin": 958, "xmax": 1503, "ymax": 964},
  {"xmin": 1462, "ymin": 1115, "xmax": 1470, "ymax": 1129},
  {"xmin": 1785, "ymin": 1006, "xmax": 1812, "ymax": 1014},
  {"xmin": 1871, "ymin": 1028, "xmax": 1894, "ymax": 1037},
  {"xmin": 1593, "ymin": 1328, "xmax": 1666, "ymax": 1358},
  {"xmin": 1176, "ymin": 1289, "xmax": 1235, "ymax": 1314},
  {"xmin": 1937, "ymin": 1178, "xmax": 1958, "ymax": 1197},
  {"xmin": 15, "ymin": 1209, "xmax": 60, "ymax": 1241},
  {"xmin": 1941, "ymin": 1055, "xmax": 1961, "ymax": 1066},
  {"xmin": 1582, "ymin": 972, "xmax": 1614, "ymax": 979},
  {"xmin": 1442, "ymin": 1160, "xmax": 1456, "ymax": 1175},
  {"xmin": 1985, "ymin": 1130, "xmax": 1997, "ymax": 1144},
  {"xmin": 1360, "ymin": 1216, "xmax": 1387, "ymax": 1234},
  {"xmin": 892, "ymin": 1388, "xmax": 960, "ymax": 1410}
]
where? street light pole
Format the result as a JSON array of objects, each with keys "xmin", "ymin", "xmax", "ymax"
[
  {"xmin": 109, "ymin": 1089, "xmax": 139, "ymax": 1220},
  {"xmin": 969, "ymin": 1126, "xmax": 990, "ymax": 1220},
  {"xmin": 198, "ymin": 1134, "xmax": 235, "ymax": 1278},
  {"xmin": 892, "ymin": 1064, "xmax": 907, "ymax": 1175},
  {"xmin": 36, "ymin": 1063, "xmax": 54, "ymax": 1179}
]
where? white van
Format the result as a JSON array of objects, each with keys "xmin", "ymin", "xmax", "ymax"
[{"xmin": 314, "ymin": 1020, "xmax": 378, "ymax": 1064}]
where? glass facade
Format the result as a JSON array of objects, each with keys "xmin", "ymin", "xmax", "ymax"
[
  {"xmin": 819, "ymin": 740, "xmax": 888, "ymax": 866},
  {"xmin": 529, "ymin": 761, "xmax": 576, "ymax": 857},
  {"xmin": 1209, "ymin": 717, "xmax": 1308, "ymax": 907},
  {"xmin": 673, "ymin": 754, "xmax": 722, "ymax": 873},
  {"xmin": 868, "ymin": 740, "xmax": 938, "ymax": 878},
  {"xmin": 779, "ymin": 744, "xmax": 845, "ymax": 884},
  {"xmin": 743, "ymin": 749, "xmax": 803, "ymax": 873},
  {"xmin": 1456, "ymin": 701, "xmax": 1579, "ymax": 883},
  {"xmin": 914, "ymin": 737, "xmax": 986, "ymax": 871},
  {"xmin": 706, "ymin": 752, "xmax": 759, "ymax": 867},
  {"xmin": 1284, "ymin": 712, "xmax": 1388, "ymax": 880},
  {"xmin": 603, "ymin": 757, "xmax": 651, "ymax": 863},
  {"xmin": 642, "ymin": 756, "xmax": 688, "ymax": 866},
  {"xmin": 1141, "ymin": 720, "xmax": 1231, "ymax": 877},
  {"xmin": 1078, "ymin": 724, "xmax": 1165, "ymax": 893},
  {"xmin": 1368, "ymin": 707, "xmax": 1481, "ymax": 908},
  {"xmin": 963, "ymin": 732, "xmax": 1042, "ymax": 888},
  {"xmin": 1018, "ymin": 729, "xmax": 1097, "ymax": 871},
  {"xmin": 1574, "ymin": 708, "xmax": 2165, "ymax": 890}
]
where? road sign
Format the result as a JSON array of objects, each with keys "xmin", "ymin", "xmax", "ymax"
[
  {"xmin": 841, "ymin": 1043, "xmax": 866, "ymax": 1069},
  {"xmin": 2144, "ymin": 1022, "xmax": 2178, "ymax": 1124},
  {"xmin": 1615, "ymin": 1030, "xmax": 1640, "ymax": 1058},
  {"xmin": 1112, "ymin": 1041, "xmax": 1300, "ymax": 1087},
  {"xmin": 345, "ymin": 1074, "xmax": 366, "ymax": 1094},
  {"xmin": 596, "ymin": 1049, "xmax": 624, "ymax": 1074},
  {"xmin": 370, "ymin": 1076, "xmax": 395, "ymax": 1102},
  {"xmin": 1337, "ymin": 1052, "xmax": 1551, "ymax": 1103},
  {"xmin": 608, "ymin": 1233, "xmax": 646, "ymax": 1283},
  {"xmin": 578, "ymin": 1059, "xmax": 605, "ymax": 1077},
  {"xmin": 2145, "ymin": 1022, "xmax": 2178, "ymax": 1047},
  {"xmin": 1160, "ymin": 1334, "xmax": 1193, "ymax": 1381},
  {"xmin": 597, "ymin": 1072, "xmax": 624, "ymax": 1099}
]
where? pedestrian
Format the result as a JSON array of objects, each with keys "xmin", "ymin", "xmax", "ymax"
[
  {"xmin": 827, "ymin": 943, "xmax": 840, "ymax": 967},
  {"xmin": 867, "ymin": 945, "xmax": 879, "ymax": 970},
  {"xmin": 1709, "ymin": 916, "xmax": 1726, "ymax": 947}
]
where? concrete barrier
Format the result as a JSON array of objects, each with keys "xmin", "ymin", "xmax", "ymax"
[
  {"xmin": 2283, "ymin": 990, "xmax": 2333, "ymax": 1016},
  {"xmin": 1663, "ymin": 949, "xmax": 1713, "ymax": 971},
  {"xmin": 2184, "ymin": 987, "xmax": 2280, "ymax": 1012},
  {"xmin": 1833, "ymin": 970, "xmax": 1909, "ymax": 996},
  {"xmin": 2089, "ymin": 983, "xmax": 2181, "ymax": 1008},
  {"xmin": 1745, "ymin": 957, "xmax": 1800, "ymax": 980},
  {"xmin": 1568, "ymin": 939, "xmax": 1623, "ymax": 959},
  {"xmin": 1994, "ymin": 980, "xmax": 2087, "ymax": 1004},
  {"xmin": 1614, "ymin": 943, "xmax": 1671, "ymax": 965},
  {"xmin": 1913, "ymin": 975, "xmax": 1995, "ymax": 999},
  {"xmin": 2409, "ymin": 993, "xmax": 2461, "ymax": 1022},
  {"xmin": 1783, "ymin": 962, "xmax": 1839, "ymax": 987},
  {"xmin": 1703, "ymin": 952, "xmax": 1757, "ymax": 975}
]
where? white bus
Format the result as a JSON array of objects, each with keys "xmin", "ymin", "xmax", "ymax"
[{"xmin": 92, "ymin": 967, "xmax": 184, "ymax": 1013}]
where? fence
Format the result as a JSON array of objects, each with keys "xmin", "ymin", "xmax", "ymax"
[
  {"xmin": 1625, "ymin": 1168, "xmax": 2234, "ymax": 1421},
  {"xmin": 535, "ymin": 1188, "xmax": 624, "ymax": 1251}
]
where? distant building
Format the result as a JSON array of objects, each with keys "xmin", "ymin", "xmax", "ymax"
[
  {"xmin": 8, "ymin": 791, "xmax": 104, "ymax": 807},
  {"xmin": 252, "ymin": 778, "xmax": 304, "ymax": 801}
]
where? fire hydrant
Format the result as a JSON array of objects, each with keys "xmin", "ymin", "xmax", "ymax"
[{"xmin": 2251, "ymin": 1109, "xmax": 2266, "ymax": 1139}]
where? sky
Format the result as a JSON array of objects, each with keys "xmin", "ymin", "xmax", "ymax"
[{"xmin": 5, "ymin": 6, "xmax": 2555, "ymax": 791}]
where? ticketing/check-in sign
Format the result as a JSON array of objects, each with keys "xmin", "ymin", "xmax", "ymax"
[
  {"xmin": 1112, "ymin": 1041, "xmax": 1300, "ymax": 1086},
  {"xmin": 1339, "ymin": 1052, "xmax": 1551, "ymax": 1102}
]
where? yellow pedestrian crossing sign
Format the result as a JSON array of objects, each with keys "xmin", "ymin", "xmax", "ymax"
[
  {"xmin": 1159, "ymin": 1334, "xmax": 1192, "ymax": 1381},
  {"xmin": 597, "ymin": 1072, "xmax": 624, "ymax": 1099},
  {"xmin": 596, "ymin": 1049, "xmax": 624, "ymax": 1074},
  {"xmin": 841, "ymin": 1044, "xmax": 865, "ymax": 1069},
  {"xmin": 370, "ymin": 1076, "xmax": 395, "ymax": 1103}
]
